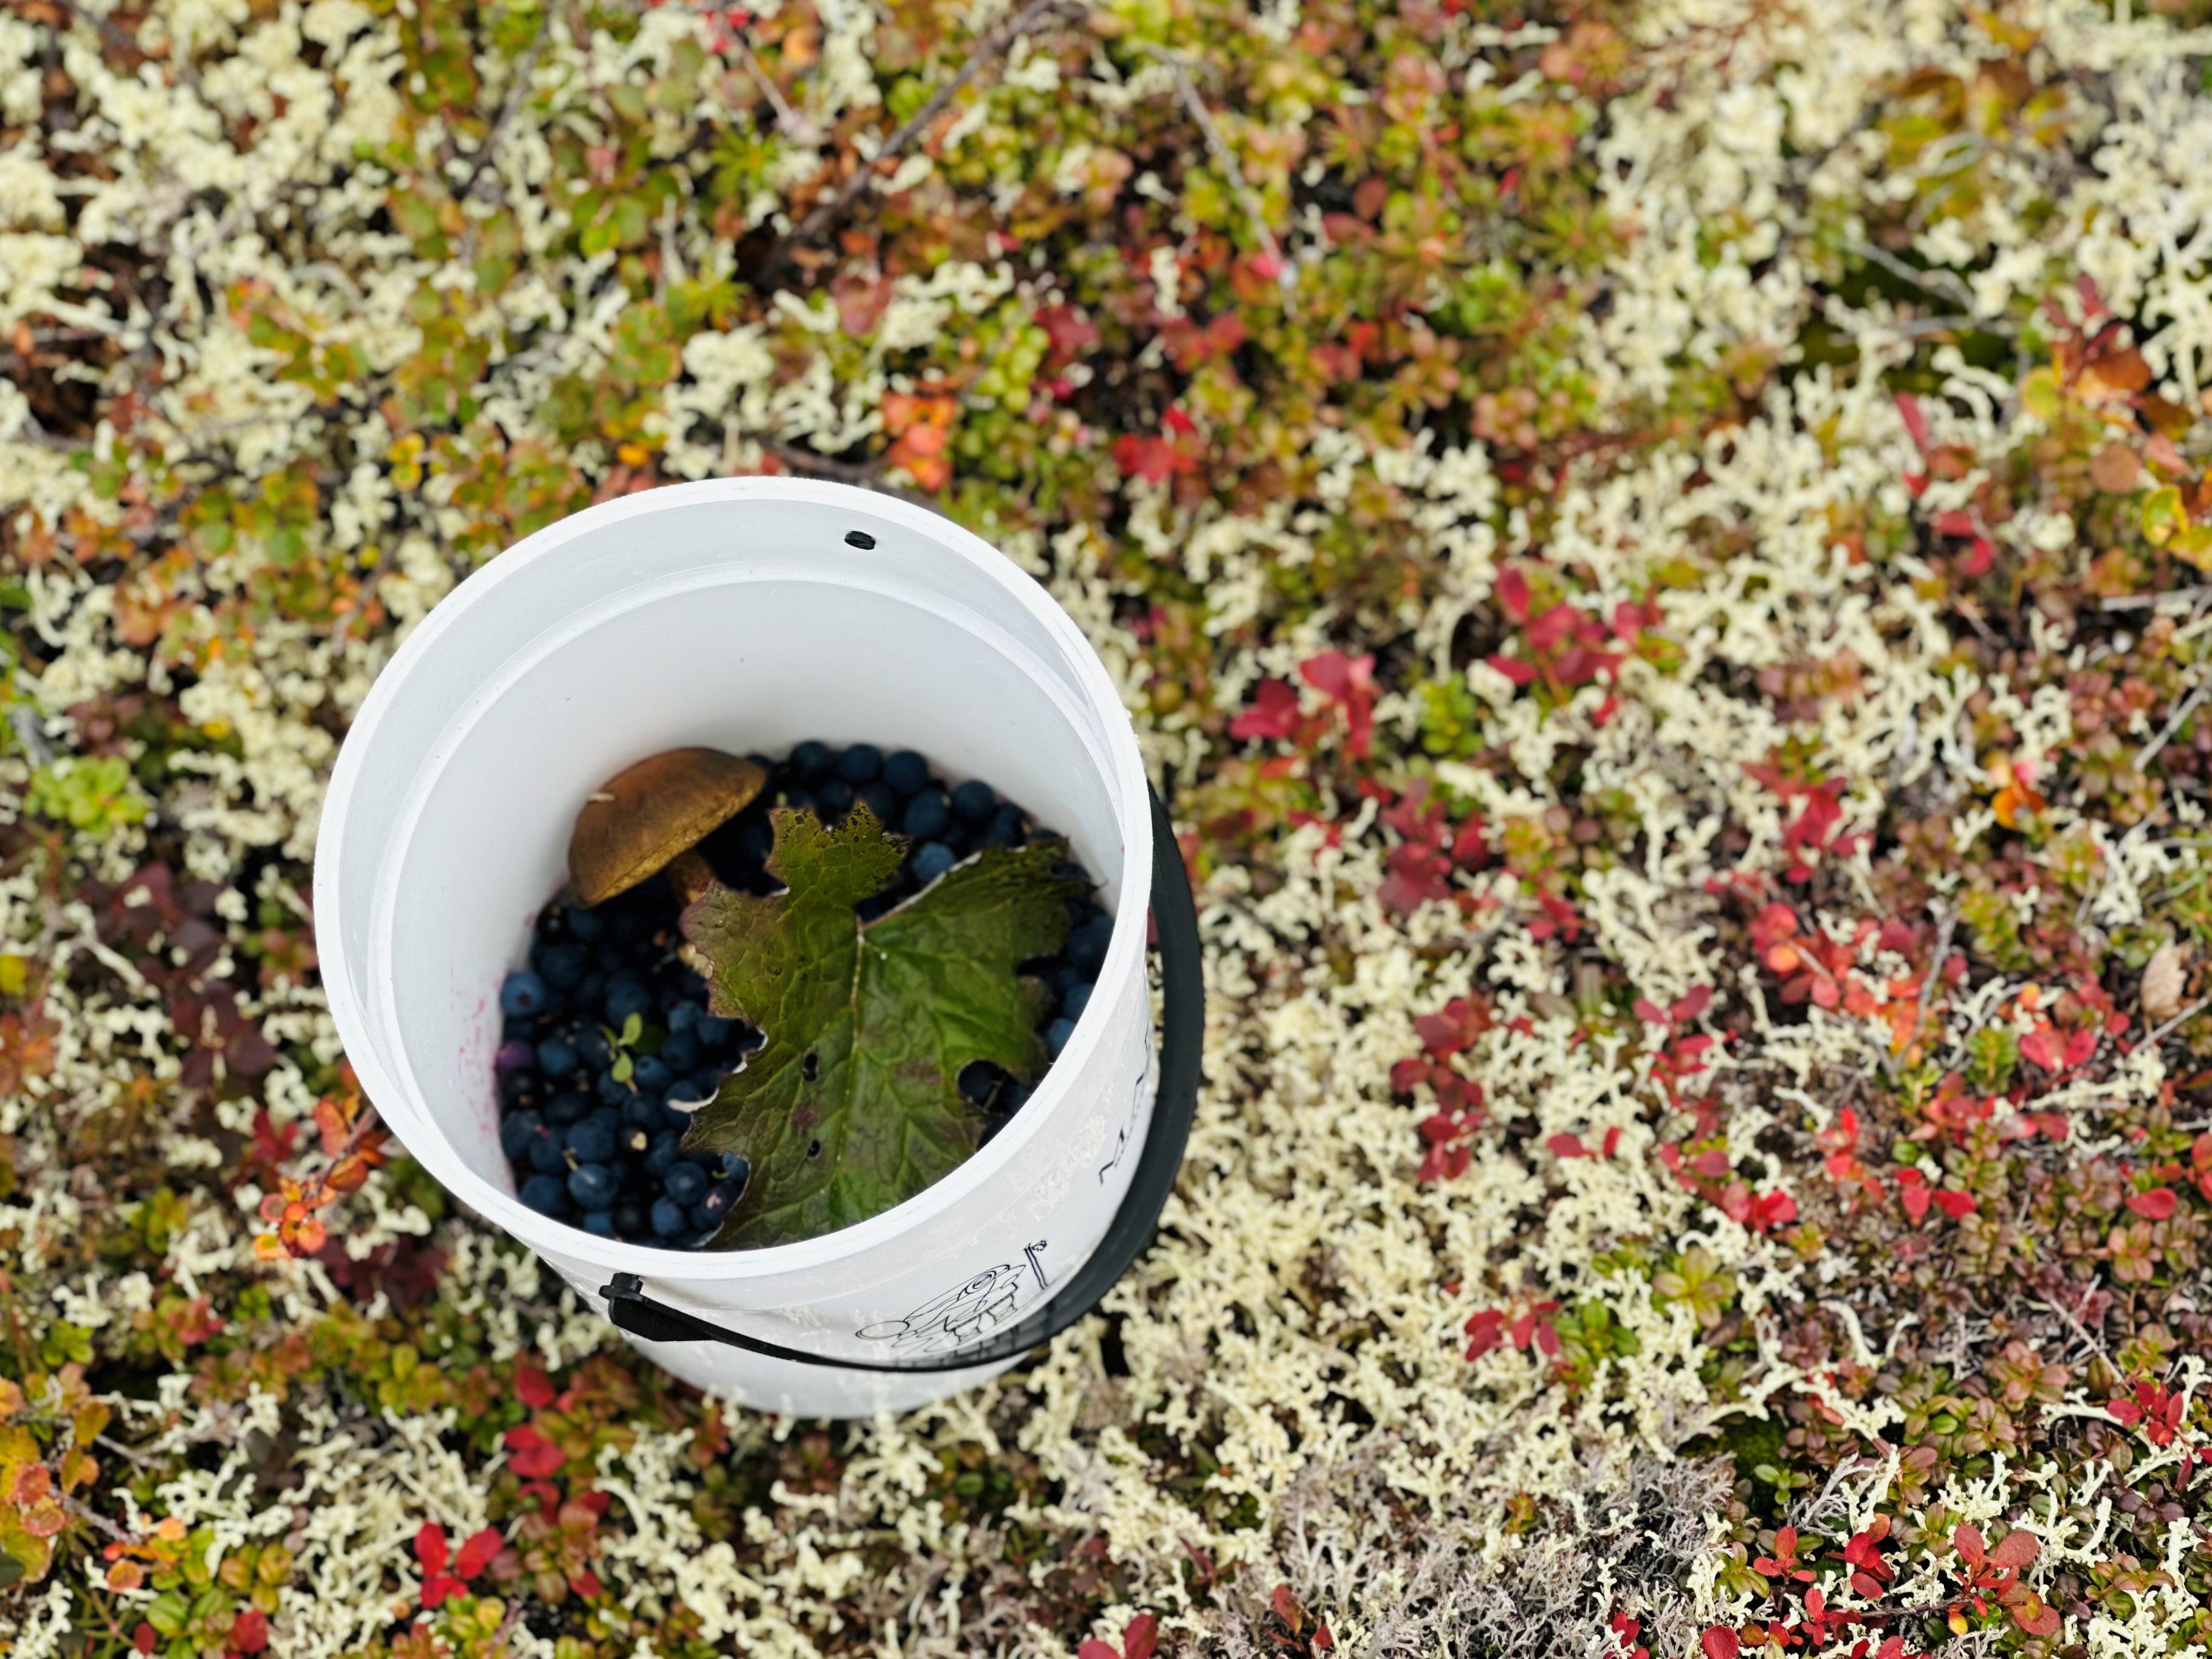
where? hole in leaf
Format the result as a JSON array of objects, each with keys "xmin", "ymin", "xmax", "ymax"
[
  {"xmin": 808, "ymin": 1139, "xmax": 822, "ymax": 1159},
  {"xmin": 803, "ymin": 1050, "xmax": 820, "ymax": 1080}
]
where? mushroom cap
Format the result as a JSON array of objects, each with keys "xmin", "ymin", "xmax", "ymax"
[{"xmin": 568, "ymin": 747, "xmax": 766, "ymax": 905}]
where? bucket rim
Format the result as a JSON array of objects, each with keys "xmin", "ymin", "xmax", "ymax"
[{"xmin": 314, "ymin": 477, "xmax": 1156, "ymax": 1281}]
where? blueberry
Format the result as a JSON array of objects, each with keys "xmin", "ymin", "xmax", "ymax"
[
  {"xmin": 951, "ymin": 780, "xmax": 996, "ymax": 824},
  {"xmin": 614, "ymin": 1202, "xmax": 648, "ymax": 1237},
  {"xmin": 568, "ymin": 1162, "xmax": 620, "ymax": 1209},
  {"xmin": 526, "ymin": 1125, "xmax": 568, "ymax": 1175},
  {"xmin": 575, "ymin": 1027, "xmax": 613, "ymax": 1069},
  {"xmin": 566, "ymin": 907, "xmax": 604, "ymax": 943},
  {"xmin": 495, "ymin": 1038, "xmax": 537, "ymax": 1074},
  {"xmin": 498, "ymin": 1068, "xmax": 540, "ymax": 1107},
  {"xmin": 668, "ymin": 1001, "xmax": 702, "ymax": 1034},
  {"xmin": 605, "ymin": 979, "xmax": 652, "ymax": 1028},
  {"xmin": 837, "ymin": 743, "xmax": 884, "ymax": 783},
  {"xmin": 645, "ymin": 1132, "xmax": 683, "ymax": 1176},
  {"xmin": 1068, "ymin": 913, "xmax": 1112, "ymax": 973},
  {"xmin": 502, "ymin": 1015, "xmax": 543, "ymax": 1045},
  {"xmin": 789, "ymin": 740, "xmax": 833, "ymax": 780},
  {"xmin": 665, "ymin": 1161, "xmax": 709, "ymax": 1205},
  {"xmin": 621, "ymin": 1090, "xmax": 663, "ymax": 1128},
  {"xmin": 958, "ymin": 1062, "xmax": 1000, "ymax": 1107},
  {"xmin": 500, "ymin": 971, "xmax": 549, "ymax": 1018},
  {"xmin": 596, "ymin": 1071, "xmax": 631, "ymax": 1107},
  {"xmin": 718, "ymin": 1153, "xmax": 750, "ymax": 1183},
  {"xmin": 783, "ymin": 788, "xmax": 818, "ymax": 819},
  {"xmin": 903, "ymin": 789, "xmax": 951, "ymax": 841},
  {"xmin": 651, "ymin": 1197, "xmax": 690, "ymax": 1237},
  {"xmin": 690, "ymin": 1195, "xmax": 727, "ymax": 1229},
  {"xmin": 912, "ymin": 842, "xmax": 957, "ymax": 885},
  {"xmin": 733, "ymin": 816, "xmax": 773, "ymax": 865},
  {"xmin": 565, "ymin": 1114, "xmax": 617, "ymax": 1163},
  {"xmin": 580, "ymin": 1209, "xmax": 617, "ymax": 1237},
  {"xmin": 631, "ymin": 1054, "xmax": 673, "ymax": 1095},
  {"xmin": 520, "ymin": 1173, "xmax": 568, "ymax": 1215},
  {"xmin": 982, "ymin": 803, "xmax": 1026, "ymax": 847},
  {"xmin": 545, "ymin": 1090, "xmax": 591, "ymax": 1127},
  {"xmin": 857, "ymin": 781, "xmax": 899, "ymax": 825},
  {"xmin": 696, "ymin": 1014, "xmax": 735, "ymax": 1049},
  {"xmin": 500, "ymin": 1109, "xmax": 543, "ymax": 1159},
  {"xmin": 534, "ymin": 941, "xmax": 587, "ymax": 989},
  {"xmin": 883, "ymin": 750, "xmax": 929, "ymax": 794},
  {"xmin": 661, "ymin": 1029, "xmax": 702, "ymax": 1075},
  {"xmin": 1046, "ymin": 1017, "xmax": 1076, "ymax": 1058},
  {"xmin": 536, "ymin": 1034, "xmax": 580, "ymax": 1078},
  {"xmin": 1062, "ymin": 981, "xmax": 1092, "ymax": 1020},
  {"xmin": 817, "ymin": 778, "xmax": 854, "ymax": 819}
]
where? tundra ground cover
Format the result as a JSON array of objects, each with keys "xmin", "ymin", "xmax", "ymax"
[{"xmin": 4, "ymin": 0, "xmax": 2212, "ymax": 1654}]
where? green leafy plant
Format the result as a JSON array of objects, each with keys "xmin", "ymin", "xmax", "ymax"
[{"xmin": 681, "ymin": 805, "xmax": 1086, "ymax": 1247}]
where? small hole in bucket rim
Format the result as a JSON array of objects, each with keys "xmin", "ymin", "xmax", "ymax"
[{"xmin": 844, "ymin": 529, "xmax": 876, "ymax": 549}]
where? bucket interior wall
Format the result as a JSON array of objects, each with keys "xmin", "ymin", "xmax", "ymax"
[{"xmin": 342, "ymin": 523, "xmax": 1128, "ymax": 1189}]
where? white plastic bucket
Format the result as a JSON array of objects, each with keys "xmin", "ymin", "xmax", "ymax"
[{"xmin": 314, "ymin": 479, "xmax": 1182, "ymax": 1418}]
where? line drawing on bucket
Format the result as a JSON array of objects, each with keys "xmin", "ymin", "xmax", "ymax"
[{"xmin": 315, "ymin": 478, "xmax": 1203, "ymax": 1418}]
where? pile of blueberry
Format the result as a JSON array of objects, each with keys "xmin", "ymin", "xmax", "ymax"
[{"xmin": 492, "ymin": 741, "xmax": 1115, "ymax": 1248}]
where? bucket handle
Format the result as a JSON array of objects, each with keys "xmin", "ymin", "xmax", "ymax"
[{"xmin": 597, "ymin": 786, "xmax": 1203, "ymax": 1374}]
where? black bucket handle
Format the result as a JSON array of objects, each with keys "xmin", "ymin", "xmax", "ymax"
[{"xmin": 597, "ymin": 787, "xmax": 1202, "ymax": 1373}]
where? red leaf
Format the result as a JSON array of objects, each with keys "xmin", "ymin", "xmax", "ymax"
[
  {"xmin": 1547, "ymin": 1133, "xmax": 1589, "ymax": 1158},
  {"xmin": 135, "ymin": 1627, "xmax": 157, "ymax": 1657},
  {"xmin": 413, "ymin": 1522, "xmax": 448, "ymax": 1578},
  {"xmin": 1702, "ymin": 1629, "xmax": 1741, "ymax": 1659},
  {"xmin": 455, "ymin": 1527, "xmax": 504, "ymax": 1579},
  {"xmin": 1496, "ymin": 568, "xmax": 1531, "ymax": 623},
  {"xmin": 1113, "ymin": 433, "xmax": 1178, "ymax": 484},
  {"xmin": 2127, "ymin": 1187, "xmax": 2178, "ymax": 1220},
  {"xmin": 1163, "ymin": 406, "xmax": 1196, "ymax": 436},
  {"xmin": 1899, "ymin": 1172, "xmax": 1932, "ymax": 1223},
  {"xmin": 1933, "ymin": 1189, "xmax": 1977, "ymax": 1220},
  {"xmin": 1229, "ymin": 679, "xmax": 1303, "ymax": 743},
  {"xmin": 230, "ymin": 1612, "xmax": 269, "ymax": 1655},
  {"xmin": 1122, "ymin": 1613, "xmax": 1159, "ymax": 1659},
  {"xmin": 514, "ymin": 1365, "xmax": 556, "ymax": 1409},
  {"xmin": 1953, "ymin": 1524, "xmax": 1987, "ymax": 1567},
  {"xmin": 1897, "ymin": 393, "xmax": 1930, "ymax": 452},
  {"xmin": 1932, "ymin": 509, "xmax": 1978, "ymax": 537},
  {"xmin": 1988, "ymin": 1528, "xmax": 2039, "ymax": 1570},
  {"xmin": 1077, "ymin": 1643, "xmax": 1121, "ymax": 1659},
  {"xmin": 2019, "ymin": 1023, "xmax": 2066, "ymax": 1071}
]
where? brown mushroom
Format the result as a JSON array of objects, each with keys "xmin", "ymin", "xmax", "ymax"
[{"xmin": 568, "ymin": 747, "xmax": 766, "ymax": 905}]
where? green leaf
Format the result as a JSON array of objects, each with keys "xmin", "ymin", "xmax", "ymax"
[{"xmin": 681, "ymin": 805, "xmax": 1086, "ymax": 1248}]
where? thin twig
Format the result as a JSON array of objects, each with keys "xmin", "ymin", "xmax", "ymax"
[
  {"xmin": 2138, "ymin": 677, "xmax": 2211, "ymax": 769},
  {"xmin": 761, "ymin": 0, "xmax": 1073, "ymax": 271},
  {"xmin": 1142, "ymin": 45, "xmax": 1293, "ymax": 295},
  {"xmin": 9, "ymin": 707, "xmax": 55, "ymax": 768},
  {"xmin": 58, "ymin": 0, "xmax": 208, "ymax": 100},
  {"xmin": 2101, "ymin": 586, "xmax": 2212, "ymax": 612},
  {"xmin": 755, "ymin": 436, "xmax": 880, "ymax": 484},
  {"xmin": 729, "ymin": 34, "xmax": 817, "ymax": 146},
  {"xmin": 2036, "ymin": 1283, "xmax": 2109, "ymax": 1362},
  {"xmin": 1849, "ymin": 239, "xmax": 1976, "ymax": 310},
  {"xmin": 2143, "ymin": 995, "xmax": 2210, "ymax": 1048},
  {"xmin": 64, "ymin": 1494, "xmax": 134, "ymax": 1544},
  {"xmin": 464, "ymin": 12, "xmax": 551, "ymax": 202}
]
